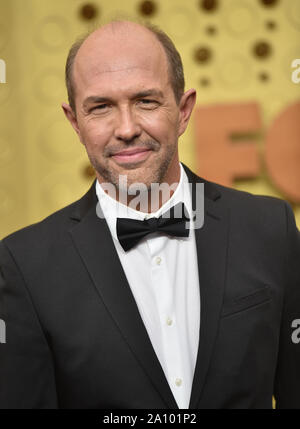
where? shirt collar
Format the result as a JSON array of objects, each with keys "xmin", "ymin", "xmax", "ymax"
[{"xmin": 95, "ymin": 162, "xmax": 194, "ymax": 241}]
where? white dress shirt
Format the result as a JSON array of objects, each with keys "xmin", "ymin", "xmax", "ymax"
[{"xmin": 95, "ymin": 163, "xmax": 200, "ymax": 409}]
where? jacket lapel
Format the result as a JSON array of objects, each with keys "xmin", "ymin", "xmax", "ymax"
[
  {"xmin": 69, "ymin": 182, "xmax": 178, "ymax": 409},
  {"xmin": 183, "ymin": 166, "xmax": 230, "ymax": 409}
]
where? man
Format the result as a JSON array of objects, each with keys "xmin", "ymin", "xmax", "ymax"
[{"xmin": 0, "ymin": 20, "xmax": 299, "ymax": 409}]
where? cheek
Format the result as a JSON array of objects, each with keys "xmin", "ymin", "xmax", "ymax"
[
  {"xmin": 78, "ymin": 120, "xmax": 111, "ymax": 151},
  {"xmin": 141, "ymin": 112, "xmax": 179, "ymax": 144}
]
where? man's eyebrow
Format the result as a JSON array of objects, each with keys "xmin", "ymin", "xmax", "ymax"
[
  {"xmin": 133, "ymin": 89, "xmax": 164, "ymax": 98},
  {"xmin": 83, "ymin": 96, "xmax": 109, "ymax": 106}
]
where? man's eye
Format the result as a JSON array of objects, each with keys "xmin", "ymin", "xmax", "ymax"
[
  {"xmin": 138, "ymin": 99, "xmax": 158, "ymax": 108},
  {"xmin": 91, "ymin": 104, "xmax": 108, "ymax": 112}
]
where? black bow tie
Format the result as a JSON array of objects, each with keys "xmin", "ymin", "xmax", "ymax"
[{"xmin": 116, "ymin": 202, "xmax": 190, "ymax": 252}]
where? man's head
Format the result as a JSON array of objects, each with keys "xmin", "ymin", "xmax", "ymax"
[{"xmin": 62, "ymin": 20, "xmax": 196, "ymax": 191}]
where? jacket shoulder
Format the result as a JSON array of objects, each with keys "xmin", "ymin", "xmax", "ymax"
[
  {"xmin": 205, "ymin": 178, "xmax": 294, "ymax": 236},
  {"xmin": 1, "ymin": 181, "xmax": 97, "ymax": 252}
]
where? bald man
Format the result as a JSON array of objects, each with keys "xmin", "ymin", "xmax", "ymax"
[{"xmin": 0, "ymin": 21, "xmax": 300, "ymax": 409}]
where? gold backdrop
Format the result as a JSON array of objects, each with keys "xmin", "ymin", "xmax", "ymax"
[{"xmin": 0, "ymin": 0, "xmax": 300, "ymax": 238}]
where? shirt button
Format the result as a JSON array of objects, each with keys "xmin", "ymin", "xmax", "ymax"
[
  {"xmin": 166, "ymin": 317, "xmax": 173, "ymax": 326},
  {"xmin": 175, "ymin": 378, "xmax": 182, "ymax": 387},
  {"xmin": 155, "ymin": 256, "xmax": 162, "ymax": 265}
]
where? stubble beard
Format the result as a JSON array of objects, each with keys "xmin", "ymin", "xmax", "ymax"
[{"xmin": 89, "ymin": 142, "xmax": 177, "ymax": 193}]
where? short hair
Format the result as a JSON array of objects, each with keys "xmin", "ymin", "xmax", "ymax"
[{"xmin": 65, "ymin": 21, "xmax": 185, "ymax": 113}]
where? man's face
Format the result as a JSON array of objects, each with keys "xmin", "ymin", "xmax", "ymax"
[{"xmin": 63, "ymin": 24, "xmax": 195, "ymax": 191}]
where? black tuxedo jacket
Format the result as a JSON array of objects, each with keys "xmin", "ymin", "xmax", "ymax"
[{"xmin": 0, "ymin": 164, "xmax": 300, "ymax": 409}]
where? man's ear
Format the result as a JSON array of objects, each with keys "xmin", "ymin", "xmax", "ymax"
[
  {"xmin": 177, "ymin": 89, "xmax": 197, "ymax": 137},
  {"xmin": 61, "ymin": 102, "xmax": 83, "ymax": 143}
]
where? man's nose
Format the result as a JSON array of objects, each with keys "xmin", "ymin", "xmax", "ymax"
[{"xmin": 114, "ymin": 107, "xmax": 142, "ymax": 142}]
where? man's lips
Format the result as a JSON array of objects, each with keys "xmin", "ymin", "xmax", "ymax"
[{"xmin": 111, "ymin": 148, "xmax": 152, "ymax": 163}]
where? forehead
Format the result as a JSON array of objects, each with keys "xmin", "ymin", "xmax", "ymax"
[{"xmin": 73, "ymin": 24, "xmax": 170, "ymax": 96}]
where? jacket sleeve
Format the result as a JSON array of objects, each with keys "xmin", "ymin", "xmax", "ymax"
[
  {"xmin": 274, "ymin": 202, "xmax": 300, "ymax": 408},
  {"xmin": 0, "ymin": 240, "xmax": 58, "ymax": 409}
]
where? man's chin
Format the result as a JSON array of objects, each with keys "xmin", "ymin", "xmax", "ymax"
[
  {"xmin": 94, "ymin": 151, "xmax": 173, "ymax": 191},
  {"xmin": 118, "ymin": 172, "xmax": 154, "ymax": 191},
  {"xmin": 108, "ymin": 157, "xmax": 156, "ymax": 186}
]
